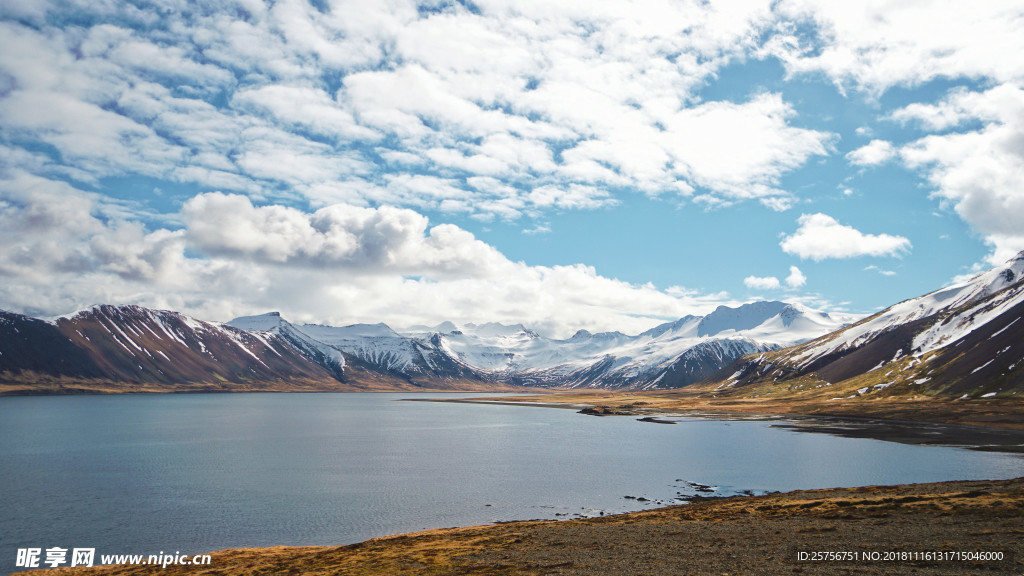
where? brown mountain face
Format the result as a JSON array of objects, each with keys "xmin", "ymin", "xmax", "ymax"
[
  {"xmin": 0, "ymin": 305, "xmax": 522, "ymax": 394},
  {"xmin": 49, "ymin": 305, "xmax": 343, "ymax": 389},
  {"xmin": 0, "ymin": 310, "xmax": 106, "ymax": 380}
]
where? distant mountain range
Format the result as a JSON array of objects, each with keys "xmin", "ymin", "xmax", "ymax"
[
  {"xmin": 0, "ymin": 298, "xmax": 848, "ymax": 393},
  {"xmin": 222, "ymin": 299, "xmax": 850, "ymax": 390},
  {"xmin": 2, "ymin": 251, "xmax": 1022, "ymax": 398}
]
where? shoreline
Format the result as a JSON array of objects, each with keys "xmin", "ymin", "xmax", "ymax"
[
  {"xmin": 408, "ymin": 396, "xmax": 1024, "ymax": 453},
  {"xmin": 18, "ymin": 477, "xmax": 1024, "ymax": 576}
]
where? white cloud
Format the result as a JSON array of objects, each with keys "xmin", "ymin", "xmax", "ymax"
[
  {"xmin": 760, "ymin": 195, "xmax": 797, "ymax": 212},
  {"xmin": 896, "ymin": 85, "xmax": 1024, "ymax": 264},
  {"xmin": 182, "ymin": 192, "xmax": 509, "ymax": 277},
  {"xmin": 528, "ymin": 184, "xmax": 618, "ymax": 211},
  {"xmin": 0, "ymin": 172, "xmax": 196, "ymax": 317},
  {"xmin": 657, "ymin": 93, "xmax": 833, "ymax": 201},
  {"xmin": 522, "ymin": 223, "xmax": 551, "ymax": 235},
  {"xmin": 771, "ymin": 1, "xmax": 1024, "ymax": 93},
  {"xmin": 0, "ymin": 1, "xmax": 837, "ymax": 221},
  {"xmin": 780, "ymin": 213, "xmax": 912, "ymax": 261},
  {"xmin": 846, "ymin": 140, "xmax": 896, "ymax": 166},
  {"xmin": 745, "ymin": 266, "xmax": 805, "ymax": 290},
  {"xmin": 0, "ymin": 188, "xmax": 742, "ymax": 337},
  {"xmin": 744, "ymin": 1, "xmax": 1024, "ymax": 267},
  {"xmin": 744, "ymin": 275, "xmax": 781, "ymax": 290},
  {"xmin": 864, "ymin": 265, "xmax": 897, "ymax": 277},
  {"xmin": 889, "ymin": 86, "xmax": 1021, "ymax": 131},
  {"xmin": 785, "ymin": 265, "xmax": 807, "ymax": 288},
  {"xmin": 232, "ymin": 84, "xmax": 379, "ymax": 141}
]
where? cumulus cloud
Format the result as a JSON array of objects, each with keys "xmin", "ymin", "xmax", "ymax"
[
  {"xmin": 895, "ymin": 85, "xmax": 1024, "ymax": 263},
  {"xmin": 0, "ymin": 188, "xmax": 741, "ymax": 337},
  {"xmin": 762, "ymin": 1, "xmax": 1024, "ymax": 267},
  {"xmin": 846, "ymin": 140, "xmax": 896, "ymax": 166},
  {"xmin": 744, "ymin": 275, "xmax": 781, "ymax": 290},
  {"xmin": 0, "ymin": 1, "xmax": 837, "ymax": 221},
  {"xmin": 745, "ymin": 266, "xmax": 806, "ymax": 290},
  {"xmin": 182, "ymin": 192, "xmax": 509, "ymax": 277},
  {"xmin": 780, "ymin": 213, "xmax": 912, "ymax": 261},
  {"xmin": 0, "ymin": 172, "xmax": 199, "ymax": 315},
  {"xmin": 8, "ymin": 0, "xmax": 1020, "ymax": 329},
  {"xmin": 785, "ymin": 266, "xmax": 807, "ymax": 288},
  {"xmin": 771, "ymin": 1, "xmax": 1024, "ymax": 93}
]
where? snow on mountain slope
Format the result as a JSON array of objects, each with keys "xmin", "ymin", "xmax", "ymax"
[
  {"xmin": 222, "ymin": 301, "xmax": 849, "ymax": 390},
  {"xmin": 736, "ymin": 303, "xmax": 856, "ymax": 346},
  {"xmin": 788, "ymin": 252, "xmax": 1024, "ymax": 370},
  {"xmin": 400, "ymin": 302, "xmax": 846, "ymax": 389},
  {"xmin": 228, "ymin": 312, "xmax": 346, "ymax": 379},
  {"xmin": 725, "ymin": 251, "xmax": 1024, "ymax": 398},
  {"xmin": 298, "ymin": 323, "xmax": 425, "ymax": 373},
  {"xmin": 228, "ymin": 315, "xmax": 480, "ymax": 381},
  {"xmin": 52, "ymin": 305, "xmax": 341, "ymax": 385},
  {"xmin": 1, "ymin": 299, "xmax": 852, "ymax": 392},
  {"xmin": 696, "ymin": 301, "xmax": 791, "ymax": 337}
]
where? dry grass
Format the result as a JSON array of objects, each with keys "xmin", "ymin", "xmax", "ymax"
[{"xmin": 469, "ymin": 389, "xmax": 1024, "ymax": 430}]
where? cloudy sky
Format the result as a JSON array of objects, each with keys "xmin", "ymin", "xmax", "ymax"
[{"xmin": 1, "ymin": 0, "xmax": 1022, "ymax": 337}]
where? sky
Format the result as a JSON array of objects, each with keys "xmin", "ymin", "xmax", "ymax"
[{"xmin": 1, "ymin": 0, "xmax": 1023, "ymax": 338}]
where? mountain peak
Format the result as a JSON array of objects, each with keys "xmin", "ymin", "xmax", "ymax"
[
  {"xmin": 433, "ymin": 320, "xmax": 458, "ymax": 333},
  {"xmin": 227, "ymin": 312, "xmax": 289, "ymax": 331},
  {"xmin": 697, "ymin": 301, "xmax": 790, "ymax": 337}
]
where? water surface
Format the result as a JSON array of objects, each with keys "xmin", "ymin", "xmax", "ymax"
[{"xmin": 1, "ymin": 393, "xmax": 1020, "ymax": 574}]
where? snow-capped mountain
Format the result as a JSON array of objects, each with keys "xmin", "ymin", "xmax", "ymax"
[
  {"xmin": 228, "ymin": 314, "xmax": 482, "ymax": 384},
  {"xmin": 227, "ymin": 312, "xmax": 346, "ymax": 381},
  {"xmin": 0, "ymin": 299, "xmax": 854, "ymax": 393},
  {"xmin": 397, "ymin": 301, "xmax": 852, "ymax": 390},
  {"xmin": 723, "ymin": 251, "xmax": 1024, "ymax": 398}
]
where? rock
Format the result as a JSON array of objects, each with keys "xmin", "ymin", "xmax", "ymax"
[{"xmin": 578, "ymin": 405, "xmax": 631, "ymax": 416}]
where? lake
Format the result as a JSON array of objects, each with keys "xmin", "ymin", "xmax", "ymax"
[{"xmin": 1, "ymin": 392, "xmax": 1021, "ymax": 574}]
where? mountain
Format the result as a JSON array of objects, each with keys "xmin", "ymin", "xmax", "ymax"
[
  {"xmin": 227, "ymin": 314, "xmax": 483, "ymax": 385},
  {"xmin": 0, "ymin": 305, "xmax": 351, "ymax": 393},
  {"xmin": 717, "ymin": 251, "xmax": 1024, "ymax": 399},
  {"xmin": 226, "ymin": 312, "xmax": 346, "ymax": 381},
  {"xmin": 295, "ymin": 322, "xmax": 480, "ymax": 381},
  {"xmin": 398, "ymin": 302, "xmax": 851, "ymax": 390},
  {"xmin": 0, "ymin": 310, "xmax": 105, "ymax": 380},
  {"xmin": 54, "ymin": 305, "xmax": 345, "ymax": 388},
  {"xmin": 0, "ymin": 300, "xmax": 853, "ymax": 394}
]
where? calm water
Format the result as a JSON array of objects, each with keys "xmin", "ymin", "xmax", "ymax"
[{"xmin": 1, "ymin": 393, "xmax": 1021, "ymax": 574}]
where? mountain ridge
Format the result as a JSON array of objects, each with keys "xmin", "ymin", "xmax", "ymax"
[
  {"xmin": 1, "ymin": 300, "xmax": 845, "ymax": 394},
  {"xmin": 5, "ymin": 252, "xmax": 1022, "ymax": 398},
  {"xmin": 707, "ymin": 251, "xmax": 1024, "ymax": 400}
]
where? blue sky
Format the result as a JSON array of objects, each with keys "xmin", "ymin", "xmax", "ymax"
[{"xmin": 1, "ymin": 0, "xmax": 1022, "ymax": 337}]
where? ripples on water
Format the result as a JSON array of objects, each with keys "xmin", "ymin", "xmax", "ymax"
[{"xmin": 1, "ymin": 392, "xmax": 1021, "ymax": 575}]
